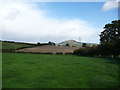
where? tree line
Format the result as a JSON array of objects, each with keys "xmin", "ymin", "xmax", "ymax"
[{"xmin": 74, "ymin": 20, "xmax": 120, "ymax": 58}]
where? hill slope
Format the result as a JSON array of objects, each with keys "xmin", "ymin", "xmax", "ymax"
[{"xmin": 1, "ymin": 41, "xmax": 35, "ymax": 49}]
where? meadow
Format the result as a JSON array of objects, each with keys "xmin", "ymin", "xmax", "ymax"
[
  {"xmin": 2, "ymin": 53, "xmax": 118, "ymax": 88},
  {"xmin": 1, "ymin": 41, "xmax": 33, "ymax": 50}
]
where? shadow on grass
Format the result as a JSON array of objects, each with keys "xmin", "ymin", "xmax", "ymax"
[
  {"xmin": 89, "ymin": 75, "xmax": 118, "ymax": 88},
  {"xmin": 102, "ymin": 58, "xmax": 120, "ymax": 65}
]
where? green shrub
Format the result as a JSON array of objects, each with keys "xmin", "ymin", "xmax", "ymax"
[{"xmin": 74, "ymin": 47, "xmax": 99, "ymax": 57}]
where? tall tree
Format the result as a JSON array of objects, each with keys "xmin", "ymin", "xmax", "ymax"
[
  {"xmin": 100, "ymin": 20, "xmax": 120, "ymax": 43},
  {"xmin": 99, "ymin": 20, "xmax": 120, "ymax": 57}
]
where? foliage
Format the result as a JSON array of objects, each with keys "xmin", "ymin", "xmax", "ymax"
[
  {"xmin": 74, "ymin": 20, "xmax": 120, "ymax": 57},
  {"xmin": 48, "ymin": 41, "xmax": 55, "ymax": 45},
  {"xmin": 82, "ymin": 43, "xmax": 87, "ymax": 47},
  {"xmin": 99, "ymin": 20, "xmax": 120, "ymax": 57},
  {"xmin": 65, "ymin": 43, "xmax": 70, "ymax": 46},
  {"xmin": 74, "ymin": 46, "xmax": 98, "ymax": 57},
  {"xmin": 37, "ymin": 42, "xmax": 41, "ymax": 46},
  {"xmin": 100, "ymin": 20, "xmax": 120, "ymax": 43}
]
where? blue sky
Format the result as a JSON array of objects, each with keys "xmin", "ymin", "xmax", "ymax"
[
  {"xmin": 0, "ymin": 1, "xmax": 119, "ymax": 43},
  {"xmin": 37, "ymin": 2, "xmax": 118, "ymax": 28}
]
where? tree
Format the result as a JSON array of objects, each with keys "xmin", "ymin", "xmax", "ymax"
[
  {"xmin": 37, "ymin": 42, "xmax": 40, "ymax": 46},
  {"xmin": 65, "ymin": 43, "xmax": 70, "ymax": 47},
  {"xmin": 100, "ymin": 20, "xmax": 120, "ymax": 43},
  {"xmin": 82, "ymin": 43, "xmax": 87, "ymax": 47},
  {"xmin": 52, "ymin": 42, "xmax": 55, "ymax": 45},
  {"xmin": 74, "ymin": 20, "xmax": 120, "ymax": 57},
  {"xmin": 48, "ymin": 41, "xmax": 55, "ymax": 45},
  {"xmin": 48, "ymin": 41, "xmax": 52, "ymax": 45},
  {"xmin": 99, "ymin": 20, "xmax": 120, "ymax": 57}
]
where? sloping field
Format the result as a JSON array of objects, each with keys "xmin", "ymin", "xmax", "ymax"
[
  {"xmin": 1, "ymin": 41, "xmax": 33, "ymax": 49},
  {"xmin": 16, "ymin": 45, "xmax": 79, "ymax": 54}
]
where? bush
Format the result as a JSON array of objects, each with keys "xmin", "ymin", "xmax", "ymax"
[
  {"xmin": 74, "ymin": 42, "xmax": 120, "ymax": 58},
  {"xmin": 74, "ymin": 47, "xmax": 98, "ymax": 57},
  {"xmin": 65, "ymin": 43, "xmax": 70, "ymax": 47},
  {"xmin": 82, "ymin": 43, "xmax": 87, "ymax": 47}
]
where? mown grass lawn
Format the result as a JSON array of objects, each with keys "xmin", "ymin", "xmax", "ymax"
[{"xmin": 2, "ymin": 53, "xmax": 118, "ymax": 88}]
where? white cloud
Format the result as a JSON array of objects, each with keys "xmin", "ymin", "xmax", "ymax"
[
  {"xmin": 0, "ymin": 2, "xmax": 100, "ymax": 43},
  {"xmin": 102, "ymin": 0, "xmax": 119, "ymax": 11}
]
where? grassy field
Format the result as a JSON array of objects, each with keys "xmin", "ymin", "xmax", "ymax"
[
  {"xmin": 2, "ymin": 53, "xmax": 118, "ymax": 88},
  {"xmin": 1, "ymin": 41, "xmax": 33, "ymax": 49}
]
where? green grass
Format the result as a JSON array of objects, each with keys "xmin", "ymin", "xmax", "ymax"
[
  {"xmin": 3, "ymin": 53, "xmax": 118, "ymax": 88},
  {"xmin": 1, "ymin": 42, "xmax": 32, "ymax": 49}
]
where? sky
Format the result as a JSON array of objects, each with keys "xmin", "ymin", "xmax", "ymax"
[{"xmin": 0, "ymin": 0, "xmax": 119, "ymax": 44}]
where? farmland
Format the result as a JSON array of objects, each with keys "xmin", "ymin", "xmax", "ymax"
[
  {"xmin": 1, "ymin": 41, "xmax": 34, "ymax": 50},
  {"xmin": 2, "ymin": 53, "xmax": 118, "ymax": 88},
  {"xmin": 16, "ymin": 45, "xmax": 79, "ymax": 54}
]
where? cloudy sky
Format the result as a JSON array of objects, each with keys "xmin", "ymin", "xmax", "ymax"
[{"xmin": 0, "ymin": 0, "xmax": 119, "ymax": 43}]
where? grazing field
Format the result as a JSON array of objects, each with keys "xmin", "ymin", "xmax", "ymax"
[
  {"xmin": 3, "ymin": 53, "xmax": 118, "ymax": 88},
  {"xmin": 1, "ymin": 41, "xmax": 33, "ymax": 49},
  {"xmin": 16, "ymin": 45, "xmax": 79, "ymax": 54}
]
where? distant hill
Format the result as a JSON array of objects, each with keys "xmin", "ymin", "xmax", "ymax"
[
  {"xmin": 56, "ymin": 40, "xmax": 82, "ymax": 47},
  {"xmin": 56, "ymin": 40, "xmax": 97, "ymax": 47}
]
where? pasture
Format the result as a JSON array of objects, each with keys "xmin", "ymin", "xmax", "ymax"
[
  {"xmin": 2, "ymin": 53, "xmax": 118, "ymax": 88},
  {"xmin": 1, "ymin": 41, "xmax": 33, "ymax": 50}
]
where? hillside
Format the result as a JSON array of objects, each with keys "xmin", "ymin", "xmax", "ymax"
[
  {"xmin": 1, "ymin": 41, "xmax": 35, "ymax": 50},
  {"xmin": 56, "ymin": 40, "xmax": 97, "ymax": 47}
]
